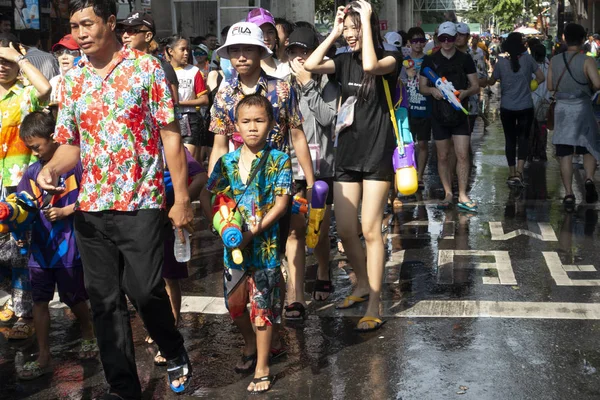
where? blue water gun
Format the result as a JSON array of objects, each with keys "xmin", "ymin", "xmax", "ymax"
[
  {"xmin": 0, "ymin": 192, "xmax": 41, "ymax": 255},
  {"xmin": 422, "ymin": 67, "xmax": 469, "ymax": 115}
]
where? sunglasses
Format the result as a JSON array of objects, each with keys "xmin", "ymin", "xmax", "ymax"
[
  {"xmin": 193, "ymin": 52, "xmax": 207, "ymax": 57},
  {"xmin": 438, "ymin": 35, "xmax": 456, "ymax": 43},
  {"xmin": 410, "ymin": 38, "xmax": 427, "ymax": 44},
  {"xmin": 54, "ymin": 49, "xmax": 80, "ymax": 57},
  {"xmin": 121, "ymin": 27, "xmax": 150, "ymax": 36}
]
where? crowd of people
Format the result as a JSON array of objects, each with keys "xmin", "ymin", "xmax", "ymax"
[{"xmin": 0, "ymin": 0, "xmax": 599, "ymax": 398}]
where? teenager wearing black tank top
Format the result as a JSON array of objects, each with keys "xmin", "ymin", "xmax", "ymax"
[{"xmin": 305, "ymin": 0, "xmax": 401, "ymax": 332}]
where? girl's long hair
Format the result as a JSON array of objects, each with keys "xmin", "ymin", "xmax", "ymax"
[
  {"xmin": 502, "ymin": 32, "xmax": 526, "ymax": 73},
  {"xmin": 345, "ymin": 2, "xmax": 384, "ymax": 103}
]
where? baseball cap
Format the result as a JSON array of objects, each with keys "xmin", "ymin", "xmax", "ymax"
[
  {"xmin": 52, "ymin": 34, "xmax": 79, "ymax": 52},
  {"xmin": 118, "ymin": 11, "xmax": 155, "ymax": 34},
  {"xmin": 286, "ymin": 27, "xmax": 320, "ymax": 51},
  {"xmin": 194, "ymin": 44, "xmax": 209, "ymax": 56},
  {"xmin": 456, "ymin": 22, "xmax": 470, "ymax": 35},
  {"xmin": 216, "ymin": 22, "xmax": 273, "ymax": 60},
  {"xmin": 246, "ymin": 7, "xmax": 275, "ymax": 28},
  {"xmin": 438, "ymin": 21, "xmax": 457, "ymax": 37},
  {"xmin": 593, "ymin": 33, "xmax": 600, "ymax": 40},
  {"xmin": 384, "ymin": 32, "xmax": 403, "ymax": 47}
]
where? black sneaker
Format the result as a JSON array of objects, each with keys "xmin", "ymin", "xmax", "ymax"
[{"xmin": 585, "ymin": 179, "xmax": 598, "ymax": 203}]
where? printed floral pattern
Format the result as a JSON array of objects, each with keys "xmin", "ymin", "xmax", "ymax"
[
  {"xmin": 0, "ymin": 82, "xmax": 41, "ymax": 187},
  {"xmin": 209, "ymin": 72, "xmax": 302, "ymax": 153},
  {"xmin": 55, "ymin": 47, "xmax": 175, "ymax": 211},
  {"xmin": 207, "ymin": 147, "xmax": 292, "ymax": 270}
]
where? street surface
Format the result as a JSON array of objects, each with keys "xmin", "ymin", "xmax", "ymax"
[{"xmin": 1, "ymin": 86, "xmax": 600, "ymax": 399}]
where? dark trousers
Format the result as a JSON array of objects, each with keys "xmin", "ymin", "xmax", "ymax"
[
  {"xmin": 500, "ymin": 108, "xmax": 534, "ymax": 167},
  {"xmin": 74, "ymin": 210, "xmax": 184, "ymax": 400}
]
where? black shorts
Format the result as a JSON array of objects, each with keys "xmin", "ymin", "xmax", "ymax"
[
  {"xmin": 335, "ymin": 168, "xmax": 393, "ymax": 183},
  {"xmin": 555, "ymin": 144, "xmax": 589, "ymax": 157},
  {"xmin": 294, "ymin": 177, "xmax": 334, "ymax": 205},
  {"xmin": 408, "ymin": 116, "xmax": 432, "ymax": 142},
  {"xmin": 181, "ymin": 112, "xmax": 202, "ymax": 146},
  {"xmin": 468, "ymin": 115, "xmax": 478, "ymax": 134},
  {"xmin": 431, "ymin": 118, "xmax": 471, "ymax": 141},
  {"xmin": 199, "ymin": 115, "xmax": 214, "ymax": 147}
]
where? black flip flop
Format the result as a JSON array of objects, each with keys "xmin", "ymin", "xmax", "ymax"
[
  {"xmin": 234, "ymin": 353, "xmax": 257, "ymax": 374},
  {"xmin": 249, "ymin": 375, "xmax": 275, "ymax": 395},
  {"xmin": 312, "ymin": 269, "xmax": 334, "ymax": 301},
  {"xmin": 284, "ymin": 302, "xmax": 306, "ymax": 321}
]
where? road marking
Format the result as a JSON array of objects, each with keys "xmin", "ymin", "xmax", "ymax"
[
  {"xmin": 437, "ymin": 250, "xmax": 517, "ymax": 285},
  {"xmin": 489, "ymin": 222, "xmax": 557, "ymax": 241},
  {"xmin": 401, "ymin": 220, "xmax": 455, "ymax": 239},
  {"xmin": 46, "ymin": 292, "xmax": 600, "ymax": 320},
  {"xmin": 543, "ymin": 252, "xmax": 600, "ymax": 286},
  {"xmin": 393, "ymin": 300, "xmax": 600, "ymax": 320}
]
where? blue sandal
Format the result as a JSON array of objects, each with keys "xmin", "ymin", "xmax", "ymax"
[
  {"xmin": 167, "ymin": 350, "xmax": 192, "ymax": 394},
  {"xmin": 457, "ymin": 201, "xmax": 478, "ymax": 213}
]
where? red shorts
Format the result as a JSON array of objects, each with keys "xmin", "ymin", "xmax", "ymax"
[{"xmin": 224, "ymin": 267, "xmax": 282, "ymax": 326}]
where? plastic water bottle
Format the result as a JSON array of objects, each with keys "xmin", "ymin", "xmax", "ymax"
[{"xmin": 174, "ymin": 229, "xmax": 190, "ymax": 263}]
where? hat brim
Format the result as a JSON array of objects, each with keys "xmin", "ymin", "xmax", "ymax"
[
  {"xmin": 216, "ymin": 40, "xmax": 273, "ymax": 60},
  {"xmin": 118, "ymin": 19, "xmax": 155, "ymax": 33},
  {"xmin": 52, "ymin": 42, "xmax": 79, "ymax": 51},
  {"xmin": 286, "ymin": 41, "xmax": 312, "ymax": 51}
]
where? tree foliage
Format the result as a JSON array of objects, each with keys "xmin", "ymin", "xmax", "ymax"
[{"xmin": 465, "ymin": 0, "xmax": 542, "ymax": 32}]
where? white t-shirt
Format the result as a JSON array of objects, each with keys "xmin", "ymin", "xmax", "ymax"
[{"xmin": 174, "ymin": 64, "xmax": 207, "ymax": 113}]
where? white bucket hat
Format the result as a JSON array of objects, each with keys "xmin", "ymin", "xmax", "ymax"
[{"xmin": 216, "ymin": 22, "xmax": 273, "ymax": 60}]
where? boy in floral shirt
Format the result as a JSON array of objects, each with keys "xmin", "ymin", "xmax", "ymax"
[{"xmin": 208, "ymin": 94, "xmax": 291, "ymax": 395}]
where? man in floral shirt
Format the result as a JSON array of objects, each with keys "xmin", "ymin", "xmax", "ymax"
[{"xmin": 36, "ymin": 1, "xmax": 193, "ymax": 397}]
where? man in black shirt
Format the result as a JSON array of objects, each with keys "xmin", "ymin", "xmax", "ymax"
[{"xmin": 419, "ymin": 21, "xmax": 479, "ymax": 212}]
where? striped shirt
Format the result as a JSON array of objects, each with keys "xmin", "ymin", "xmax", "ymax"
[{"xmin": 24, "ymin": 47, "xmax": 59, "ymax": 81}]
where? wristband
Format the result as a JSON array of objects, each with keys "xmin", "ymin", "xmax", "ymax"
[{"xmin": 306, "ymin": 185, "xmax": 313, "ymax": 190}]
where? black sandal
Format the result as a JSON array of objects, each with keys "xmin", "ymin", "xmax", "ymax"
[
  {"xmin": 167, "ymin": 350, "xmax": 192, "ymax": 394},
  {"xmin": 234, "ymin": 353, "xmax": 257, "ymax": 374},
  {"xmin": 284, "ymin": 302, "xmax": 306, "ymax": 321},
  {"xmin": 585, "ymin": 179, "xmax": 598, "ymax": 203},
  {"xmin": 563, "ymin": 194, "xmax": 576, "ymax": 212},
  {"xmin": 312, "ymin": 270, "xmax": 334, "ymax": 301},
  {"xmin": 248, "ymin": 375, "xmax": 275, "ymax": 395}
]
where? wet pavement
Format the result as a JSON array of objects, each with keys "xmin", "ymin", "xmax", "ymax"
[{"xmin": 2, "ymin": 86, "xmax": 600, "ymax": 399}]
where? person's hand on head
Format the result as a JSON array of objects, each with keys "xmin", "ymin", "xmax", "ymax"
[
  {"xmin": 356, "ymin": 0, "xmax": 372, "ymax": 21},
  {"xmin": 0, "ymin": 43, "xmax": 24, "ymax": 63},
  {"xmin": 332, "ymin": 6, "xmax": 345, "ymax": 38}
]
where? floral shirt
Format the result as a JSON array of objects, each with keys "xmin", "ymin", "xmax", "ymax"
[
  {"xmin": 55, "ymin": 47, "xmax": 174, "ymax": 211},
  {"xmin": 209, "ymin": 71, "xmax": 303, "ymax": 153},
  {"xmin": 0, "ymin": 82, "xmax": 41, "ymax": 187},
  {"xmin": 207, "ymin": 146, "xmax": 292, "ymax": 271}
]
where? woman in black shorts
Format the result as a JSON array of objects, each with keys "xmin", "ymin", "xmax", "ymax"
[{"xmin": 305, "ymin": 0, "xmax": 401, "ymax": 332}]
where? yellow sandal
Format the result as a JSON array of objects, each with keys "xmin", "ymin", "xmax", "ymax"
[
  {"xmin": 354, "ymin": 316, "xmax": 386, "ymax": 332},
  {"xmin": 335, "ymin": 294, "xmax": 369, "ymax": 310}
]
